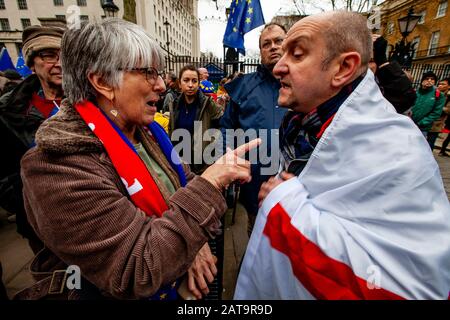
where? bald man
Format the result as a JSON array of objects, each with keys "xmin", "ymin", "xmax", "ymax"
[
  {"xmin": 198, "ymin": 67, "xmax": 209, "ymax": 81},
  {"xmin": 235, "ymin": 11, "xmax": 450, "ymax": 300}
]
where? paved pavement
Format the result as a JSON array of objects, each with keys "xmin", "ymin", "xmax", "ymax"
[
  {"xmin": 435, "ymin": 135, "xmax": 450, "ymax": 198},
  {"xmin": 1, "ymin": 138, "xmax": 450, "ymax": 299},
  {"xmin": 0, "ymin": 212, "xmax": 34, "ymax": 299}
]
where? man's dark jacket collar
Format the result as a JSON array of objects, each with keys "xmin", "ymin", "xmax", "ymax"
[{"xmin": 224, "ymin": 64, "xmax": 279, "ymax": 103}]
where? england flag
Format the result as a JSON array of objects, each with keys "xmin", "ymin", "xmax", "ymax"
[{"xmin": 234, "ymin": 71, "xmax": 450, "ymax": 300}]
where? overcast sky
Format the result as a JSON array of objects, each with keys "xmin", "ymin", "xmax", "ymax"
[
  {"xmin": 198, "ymin": 0, "xmax": 289, "ymax": 58},
  {"xmin": 198, "ymin": 0, "xmax": 384, "ymax": 58}
]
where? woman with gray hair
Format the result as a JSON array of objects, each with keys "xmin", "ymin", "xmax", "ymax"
[{"xmin": 17, "ymin": 19, "xmax": 259, "ymax": 300}]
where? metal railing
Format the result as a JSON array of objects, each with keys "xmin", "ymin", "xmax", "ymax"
[
  {"xmin": 409, "ymin": 63, "xmax": 450, "ymax": 89},
  {"xmin": 414, "ymin": 45, "xmax": 450, "ymax": 59},
  {"xmin": 164, "ymin": 53, "xmax": 260, "ymax": 82}
]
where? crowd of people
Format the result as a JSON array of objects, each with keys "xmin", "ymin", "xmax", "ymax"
[{"xmin": 0, "ymin": 11, "xmax": 449, "ymax": 300}]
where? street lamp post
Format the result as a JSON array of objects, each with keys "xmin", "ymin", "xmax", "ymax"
[
  {"xmin": 389, "ymin": 7, "xmax": 421, "ymax": 68},
  {"xmin": 101, "ymin": 0, "xmax": 119, "ymax": 18},
  {"xmin": 163, "ymin": 20, "xmax": 171, "ymax": 71}
]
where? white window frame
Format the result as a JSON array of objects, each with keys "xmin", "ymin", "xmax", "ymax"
[
  {"xmin": 436, "ymin": 1, "xmax": 448, "ymax": 18},
  {"xmin": 428, "ymin": 31, "xmax": 440, "ymax": 56},
  {"xmin": 387, "ymin": 21, "xmax": 394, "ymax": 35},
  {"xmin": 418, "ymin": 10, "xmax": 426, "ymax": 24},
  {"xmin": 411, "ymin": 36, "xmax": 420, "ymax": 58}
]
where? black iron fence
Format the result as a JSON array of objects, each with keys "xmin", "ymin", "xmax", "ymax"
[
  {"xmin": 164, "ymin": 54, "xmax": 260, "ymax": 83},
  {"xmin": 409, "ymin": 63, "xmax": 450, "ymax": 89},
  {"xmin": 164, "ymin": 53, "xmax": 449, "ymax": 91}
]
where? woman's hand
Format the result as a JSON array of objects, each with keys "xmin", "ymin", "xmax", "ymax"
[
  {"xmin": 201, "ymin": 138, "xmax": 261, "ymax": 191},
  {"xmin": 258, "ymin": 171, "xmax": 296, "ymax": 208},
  {"xmin": 187, "ymin": 243, "xmax": 218, "ymax": 299}
]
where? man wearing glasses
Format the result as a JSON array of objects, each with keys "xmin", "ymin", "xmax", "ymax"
[{"xmin": 0, "ymin": 25, "xmax": 65, "ymax": 255}]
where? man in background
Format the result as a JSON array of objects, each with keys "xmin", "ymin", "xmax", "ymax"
[
  {"xmin": 220, "ymin": 23, "xmax": 287, "ymax": 237},
  {"xmin": 0, "ymin": 25, "xmax": 65, "ymax": 253},
  {"xmin": 162, "ymin": 71, "xmax": 179, "ymax": 113},
  {"xmin": 438, "ymin": 77, "xmax": 450, "ymax": 156},
  {"xmin": 412, "ymin": 71, "xmax": 445, "ymax": 149}
]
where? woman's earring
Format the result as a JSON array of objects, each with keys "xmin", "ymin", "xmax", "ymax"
[{"xmin": 110, "ymin": 93, "xmax": 118, "ymax": 117}]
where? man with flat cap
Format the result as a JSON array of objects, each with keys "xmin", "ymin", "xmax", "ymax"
[{"xmin": 0, "ymin": 25, "xmax": 65, "ymax": 253}]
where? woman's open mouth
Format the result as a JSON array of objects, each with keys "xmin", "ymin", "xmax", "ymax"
[{"xmin": 146, "ymin": 101, "xmax": 158, "ymax": 111}]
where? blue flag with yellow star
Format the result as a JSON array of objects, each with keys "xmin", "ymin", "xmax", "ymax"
[
  {"xmin": 0, "ymin": 47, "xmax": 15, "ymax": 71},
  {"xmin": 223, "ymin": 0, "xmax": 265, "ymax": 55},
  {"xmin": 15, "ymin": 51, "xmax": 32, "ymax": 78}
]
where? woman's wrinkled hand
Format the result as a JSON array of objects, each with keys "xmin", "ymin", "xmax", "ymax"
[
  {"xmin": 187, "ymin": 243, "xmax": 218, "ymax": 299},
  {"xmin": 258, "ymin": 171, "xmax": 296, "ymax": 208},
  {"xmin": 201, "ymin": 138, "xmax": 261, "ymax": 191}
]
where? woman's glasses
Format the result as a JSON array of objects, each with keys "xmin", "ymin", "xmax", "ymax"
[{"xmin": 129, "ymin": 67, "xmax": 164, "ymax": 83}]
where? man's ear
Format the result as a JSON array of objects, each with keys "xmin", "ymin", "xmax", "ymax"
[
  {"xmin": 330, "ymin": 52, "xmax": 361, "ymax": 88},
  {"xmin": 87, "ymin": 72, "xmax": 114, "ymax": 101}
]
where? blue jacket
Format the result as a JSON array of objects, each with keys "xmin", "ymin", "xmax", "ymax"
[{"xmin": 220, "ymin": 65, "xmax": 287, "ymax": 216}]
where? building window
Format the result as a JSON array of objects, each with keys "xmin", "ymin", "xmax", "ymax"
[
  {"xmin": 77, "ymin": 0, "xmax": 87, "ymax": 7},
  {"xmin": 436, "ymin": 1, "xmax": 448, "ymax": 17},
  {"xmin": 53, "ymin": 0, "xmax": 63, "ymax": 6},
  {"xmin": 428, "ymin": 31, "xmax": 440, "ymax": 56},
  {"xmin": 17, "ymin": 0, "xmax": 27, "ymax": 10},
  {"xmin": 387, "ymin": 21, "xmax": 394, "ymax": 35},
  {"xmin": 21, "ymin": 18, "xmax": 31, "ymax": 29},
  {"xmin": 418, "ymin": 10, "xmax": 426, "ymax": 24},
  {"xmin": 411, "ymin": 36, "xmax": 420, "ymax": 58},
  {"xmin": 55, "ymin": 15, "xmax": 66, "ymax": 22},
  {"xmin": 80, "ymin": 15, "xmax": 89, "ymax": 23},
  {"xmin": 0, "ymin": 18, "xmax": 10, "ymax": 30},
  {"xmin": 0, "ymin": 0, "xmax": 5, "ymax": 10}
]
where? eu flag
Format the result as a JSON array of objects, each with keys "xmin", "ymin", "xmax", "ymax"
[
  {"xmin": 0, "ymin": 47, "xmax": 16, "ymax": 71},
  {"xmin": 223, "ymin": 0, "xmax": 265, "ymax": 55},
  {"xmin": 15, "ymin": 51, "xmax": 32, "ymax": 78}
]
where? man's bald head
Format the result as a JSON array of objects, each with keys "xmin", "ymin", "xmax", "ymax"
[
  {"xmin": 289, "ymin": 11, "xmax": 372, "ymax": 73},
  {"xmin": 198, "ymin": 68, "xmax": 209, "ymax": 81},
  {"xmin": 273, "ymin": 11, "xmax": 373, "ymax": 113}
]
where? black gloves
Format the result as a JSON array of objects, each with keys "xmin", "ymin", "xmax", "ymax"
[{"xmin": 373, "ymin": 36, "xmax": 388, "ymax": 66}]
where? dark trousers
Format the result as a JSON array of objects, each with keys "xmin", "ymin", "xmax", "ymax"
[
  {"xmin": 441, "ymin": 134, "xmax": 450, "ymax": 154},
  {"xmin": 427, "ymin": 132, "xmax": 439, "ymax": 150}
]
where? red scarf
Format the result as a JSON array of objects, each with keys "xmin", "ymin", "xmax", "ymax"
[
  {"xmin": 75, "ymin": 100, "xmax": 168, "ymax": 217},
  {"xmin": 31, "ymin": 93, "xmax": 61, "ymax": 118}
]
